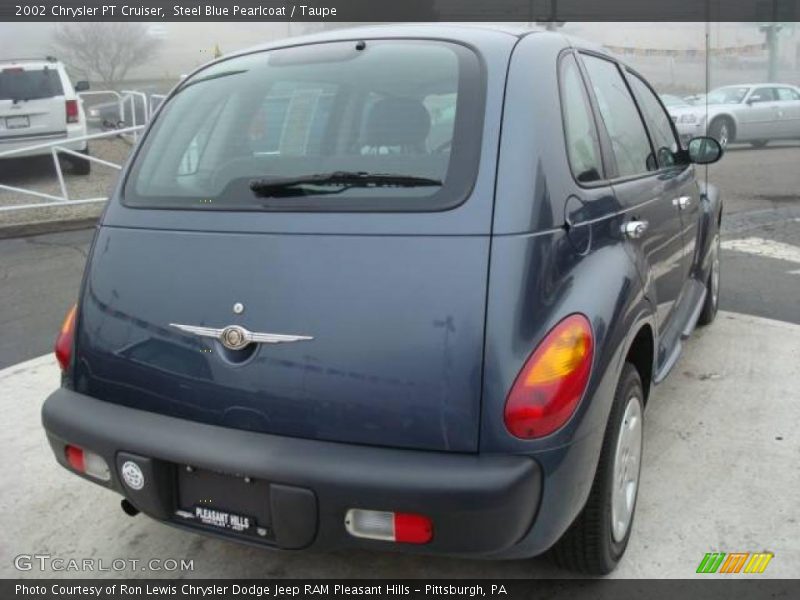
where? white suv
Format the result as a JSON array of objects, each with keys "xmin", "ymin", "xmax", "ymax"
[{"xmin": 0, "ymin": 57, "xmax": 91, "ymax": 174}]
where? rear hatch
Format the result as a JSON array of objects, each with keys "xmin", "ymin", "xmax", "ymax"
[
  {"xmin": 73, "ymin": 38, "xmax": 496, "ymax": 452},
  {"xmin": 0, "ymin": 64, "xmax": 65, "ymax": 140}
]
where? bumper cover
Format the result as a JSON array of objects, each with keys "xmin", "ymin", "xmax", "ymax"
[{"xmin": 42, "ymin": 388, "xmax": 541, "ymax": 556}]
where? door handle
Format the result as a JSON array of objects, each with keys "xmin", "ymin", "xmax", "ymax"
[
  {"xmin": 672, "ymin": 196, "xmax": 691, "ymax": 210},
  {"xmin": 622, "ymin": 220, "xmax": 649, "ymax": 239}
]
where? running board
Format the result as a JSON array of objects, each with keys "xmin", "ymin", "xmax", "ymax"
[{"xmin": 654, "ymin": 279, "xmax": 707, "ymax": 384}]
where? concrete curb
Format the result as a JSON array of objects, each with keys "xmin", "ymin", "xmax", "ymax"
[{"xmin": 0, "ymin": 217, "xmax": 98, "ymax": 240}]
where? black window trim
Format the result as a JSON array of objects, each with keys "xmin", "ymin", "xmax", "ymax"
[
  {"xmin": 119, "ymin": 37, "xmax": 488, "ymax": 214},
  {"xmin": 575, "ymin": 49, "xmax": 691, "ymax": 187},
  {"xmin": 556, "ymin": 49, "xmax": 610, "ymax": 189},
  {"xmin": 623, "ymin": 65, "xmax": 691, "ymax": 167}
]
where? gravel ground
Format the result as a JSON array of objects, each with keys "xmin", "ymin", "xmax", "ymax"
[{"xmin": 0, "ymin": 138, "xmax": 132, "ymax": 231}]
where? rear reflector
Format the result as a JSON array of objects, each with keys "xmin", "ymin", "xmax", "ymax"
[
  {"xmin": 64, "ymin": 444, "xmax": 110, "ymax": 481},
  {"xmin": 66, "ymin": 99, "xmax": 79, "ymax": 123},
  {"xmin": 54, "ymin": 303, "xmax": 77, "ymax": 371},
  {"xmin": 344, "ymin": 509, "xmax": 433, "ymax": 544},
  {"xmin": 2, "ymin": 68, "xmax": 24, "ymax": 73}
]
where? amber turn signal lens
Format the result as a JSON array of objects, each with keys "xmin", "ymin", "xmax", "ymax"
[
  {"xmin": 504, "ymin": 314, "xmax": 594, "ymax": 439},
  {"xmin": 55, "ymin": 303, "xmax": 77, "ymax": 371}
]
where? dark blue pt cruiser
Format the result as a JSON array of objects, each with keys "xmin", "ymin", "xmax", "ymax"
[{"xmin": 42, "ymin": 25, "xmax": 723, "ymax": 574}]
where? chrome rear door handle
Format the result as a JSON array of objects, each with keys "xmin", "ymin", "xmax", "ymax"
[
  {"xmin": 672, "ymin": 196, "xmax": 691, "ymax": 209},
  {"xmin": 622, "ymin": 220, "xmax": 649, "ymax": 239}
]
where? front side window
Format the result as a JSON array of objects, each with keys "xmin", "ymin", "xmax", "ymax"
[
  {"xmin": 123, "ymin": 40, "xmax": 484, "ymax": 212},
  {"xmin": 581, "ymin": 54, "xmax": 655, "ymax": 178},
  {"xmin": 748, "ymin": 87, "xmax": 777, "ymax": 103},
  {"xmin": 559, "ymin": 54, "xmax": 603, "ymax": 183},
  {"xmin": 628, "ymin": 72, "xmax": 681, "ymax": 167}
]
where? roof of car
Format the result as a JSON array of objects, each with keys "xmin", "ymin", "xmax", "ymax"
[{"xmin": 0, "ymin": 57, "xmax": 63, "ymax": 69}]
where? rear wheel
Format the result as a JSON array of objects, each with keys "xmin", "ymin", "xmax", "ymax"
[
  {"xmin": 68, "ymin": 147, "xmax": 91, "ymax": 176},
  {"xmin": 698, "ymin": 233, "xmax": 720, "ymax": 326},
  {"xmin": 550, "ymin": 363, "xmax": 644, "ymax": 574}
]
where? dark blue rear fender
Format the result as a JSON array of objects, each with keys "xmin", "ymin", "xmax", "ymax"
[{"xmin": 480, "ymin": 226, "xmax": 655, "ymax": 556}]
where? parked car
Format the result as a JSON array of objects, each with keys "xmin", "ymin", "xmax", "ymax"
[
  {"xmin": 661, "ymin": 94, "xmax": 705, "ymax": 146},
  {"xmin": 673, "ymin": 83, "xmax": 800, "ymax": 149},
  {"xmin": 0, "ymin": 56, "xmax": 91, "ymax": 174},
  {"xmin": 42, "ymin": 26, "xmax": 723, "ymax": 575},
  {"xmin": 659, "ymin": 93, "xmax": 689, "ymax": 108}
]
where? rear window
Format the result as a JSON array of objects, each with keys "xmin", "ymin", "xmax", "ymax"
[
  {"xmin": 0, "ymin": 67, "xmax": 63, "ymax": 101},
  {"xmin": 123, "ymin": 40, "xmax": 484, "ymax": 212}
]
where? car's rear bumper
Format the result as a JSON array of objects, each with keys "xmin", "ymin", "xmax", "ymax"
[
  {"xmin": 0, "ymin": 129, "xmax": 87, "ymax": 158},
  {"xmin": 42, "ymin": 388, "xmax": 541, "ymax": 556}
]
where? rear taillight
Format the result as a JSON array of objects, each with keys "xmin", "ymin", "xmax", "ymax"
[
  {"xmin": 345, "ymin": 509, "xmax": 433, "ymax": 544},
  {"xmin": 64, "ymin": 444, "xmax": 111, "ymax": 481},
  {"xmin": 66, "ymin": 99, "xmax": 79, "ymax": 123},
  {"xmin": 504, "ymin": 314, "xmax": 594, "ymax": 439},
  {"xmin": 55, "ymin": 303, "xmax": 77, "ymax": 371}
]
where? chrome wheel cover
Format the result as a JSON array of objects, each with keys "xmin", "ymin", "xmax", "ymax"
[{"xmin": 611, "ymin": 395, "xmax": 643, "ymax": 542}]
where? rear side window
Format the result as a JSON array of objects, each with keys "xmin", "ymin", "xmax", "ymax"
[
  {"xmin": 0, "ymin": 67, "xmax": 63, "ymax": 101},
  {"xmin": 627, "ymin": 72, "xmax": 680, "ymax": 166},
  {"xmin": 581, "ymin": 54, "xmax": 655, "ymax": 179},
  {"xmin": 124, "ymin": 40, "xmax": 484, "ymax": 212},
  {"xmin": 559, "ymin": 54, "xmax": 603, "ymax": 183},
  {"xmin": 776, "ymin": 87, "xmax": 800, "ymax": 101}
]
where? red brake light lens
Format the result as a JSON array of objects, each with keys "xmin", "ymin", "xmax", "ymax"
[
  {"xmin": 393, "ymin": 513, "xmax": 434, "ymax": 544},
  {"xmin": 66, "ymin": 99, "xmax": 79, "ymax": 123},
  {"xmin": 65, "ymin": 445, "xmax": 85, "ymax": 472},
  {"xmin": 504, "ymin": 314, "xmax": 594, "ymax": 439},
  {"xmin": 55, "ymin": 303, "xmax": 77, "ymax": 371}
]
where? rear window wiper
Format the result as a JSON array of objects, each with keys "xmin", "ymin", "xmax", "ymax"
[{"xmin": 249, "ymin": 171, "xmax": 442, "ymax": 198}]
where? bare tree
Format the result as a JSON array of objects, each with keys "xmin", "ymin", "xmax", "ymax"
[{"xmin": 51, "ymin": 22, "xmax": 163, "ymax": 84}]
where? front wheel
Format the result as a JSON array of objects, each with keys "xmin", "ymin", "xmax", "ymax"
[
  {"xmin": 698, "ymin": 233, "xmax": 720, "ymax": 326},
  {"xmin": 550, "ymin": 363, "xmax": 644, "ymax": 574},
  {"xmin": 709, "ymin": 118, "xmax": 732, "ymax": 150}
]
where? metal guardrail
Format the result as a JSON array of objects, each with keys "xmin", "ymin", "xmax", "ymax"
[
  {"xmin": 0, "ymin": 126, "xmax": 144, "ymax": 212},
  {"xmin": 0, "ymin": 88, "xmax": 168, "ymax": 213}
]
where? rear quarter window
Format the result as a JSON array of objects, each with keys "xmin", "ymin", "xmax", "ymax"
[{"xmin": 123, "ymin": 40, "xmax": 485, "ymax": 212}]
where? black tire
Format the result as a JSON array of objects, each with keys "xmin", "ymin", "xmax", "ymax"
[
  {"xmin": 698, "ymin": 233, "xmax": 720, "ymax": 326},
  {"xmin": 750, "ymin": 140, "xmax": 768, "ymax": 149},
  {"xmin": 550, "ymin": 363, "xmax": 644, "ymax": 575},
  {"xmin": 69, "ymin": 147, "xmax": 91, "ymax": 176},
  {"xmin": 708, "ymin": 117, "xmax": 733, "ymax": 150}
]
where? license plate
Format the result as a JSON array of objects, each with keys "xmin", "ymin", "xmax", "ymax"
[
  {"xmin": 190, "ymin": 505, "xmax": 254, "ymax": 533},
  {"xmin": 5, "ymin": 116, "xmax": 30, "ymax": 129}
]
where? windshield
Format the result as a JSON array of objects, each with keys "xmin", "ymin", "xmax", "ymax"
[
  {"xmin": 123, "ymin": 40, "xmax": 484, "ymax": 212},
  {"xmin": 706, "ymin": 86, "xmax": 750, "ymax": 105},
  {"xmin": 0, "ymin": 67, "xmax": 63, "ymax": 101},
  {"xmin": 660, "ymin": 94, "xmax": 688, "ymax": 107}
]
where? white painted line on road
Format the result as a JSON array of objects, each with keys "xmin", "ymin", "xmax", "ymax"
[{"xmin": 722, "ymin": 237, "xmax": 800, "ymax": 270}]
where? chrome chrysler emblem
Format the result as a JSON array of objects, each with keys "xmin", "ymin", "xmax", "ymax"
[{"xmin": 170, "ymin": 323, "xmax": 313, "ymax": 350}]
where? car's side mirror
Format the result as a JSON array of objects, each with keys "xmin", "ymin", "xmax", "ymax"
[
  {"xmin": 688, "ymin": 136, "xmax": 723, "ymax": 165},
  {"xmin": 74, "ymin": 81, "xmax": 90, "ymax": 92}
]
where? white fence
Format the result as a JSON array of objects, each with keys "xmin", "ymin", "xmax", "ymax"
[{"xmin": 0, "ymin": 89, "xmax": 165, "ymax": 212}]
